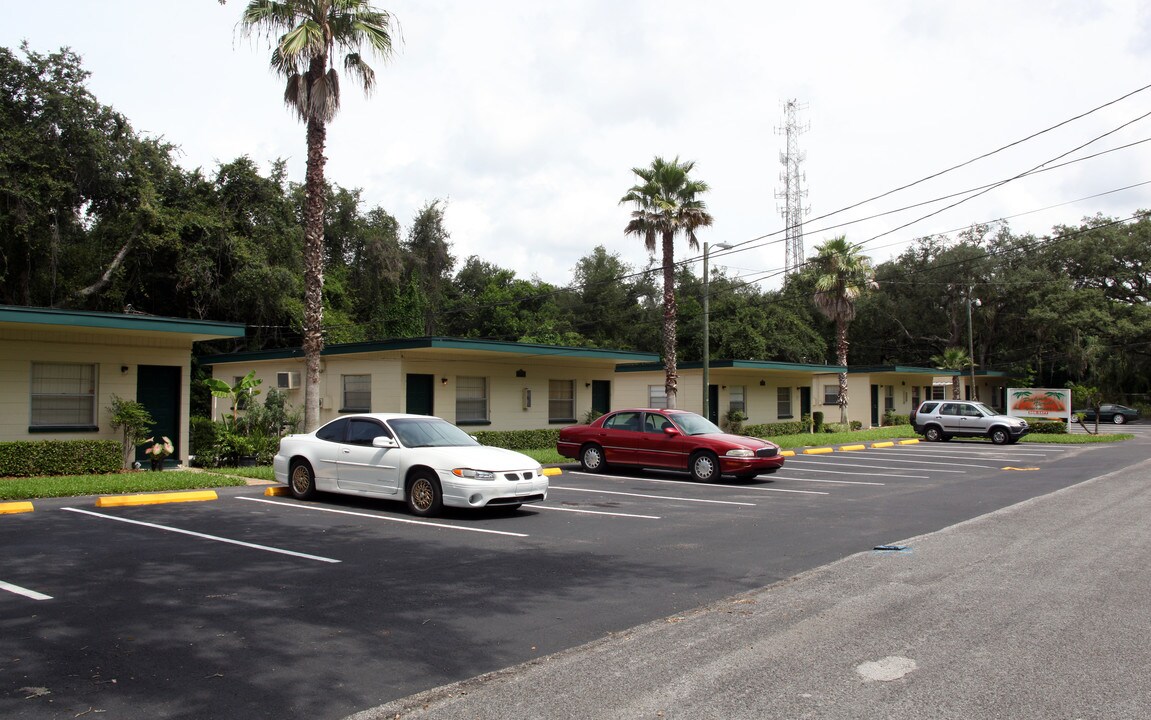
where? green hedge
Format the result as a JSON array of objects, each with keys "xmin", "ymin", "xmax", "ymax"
[
  {"xmin": 0, "ymin": 440, "xmax": 122, "ymax": 477},
  {"xmin": 744, "ymin": 421, "xmax": 806, "ymax": 438},
  {"xmin": 473, "ymin": 429, "xmax": 561, "ymax": 451},
  {"xmin": 1027, "ymin": 419, "xmax": 1067, "ymax": 434}
]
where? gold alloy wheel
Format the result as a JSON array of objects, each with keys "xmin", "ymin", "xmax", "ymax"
[
  {"xmin": 291, "ymin": 465, "xmax": 313, "ymax": 495},
  {"xmin": 410, "ymin": 477, "xmax": 434, "ymax": 512}
]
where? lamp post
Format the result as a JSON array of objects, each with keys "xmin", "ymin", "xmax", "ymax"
[
  {"xmin": 967, "ymin": 289, "xmax": 981, "ymax": 401},
  {"xmin": 702, "ymin": 241, "xmax": 732, "ymax": 421}
]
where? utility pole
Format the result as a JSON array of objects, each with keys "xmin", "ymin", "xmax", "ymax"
[{"xmin": 775, "ymin": 99, "xmax": 810, "ymax": 276}]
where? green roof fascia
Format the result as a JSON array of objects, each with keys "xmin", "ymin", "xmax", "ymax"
[
  {"xmin": 0, "ymin": 305, "xmax": 245, "ymax": 338},
  {"xmin": 847, "ymin": 365, "xmax": 954, "ymax": 376},
  {"xmin": 200, "ymin": 336, "xmax": 660, "ymax": 365},
  {"xmin": 616, "ymin": 359, "xmax": 844, "ymax": 374}
]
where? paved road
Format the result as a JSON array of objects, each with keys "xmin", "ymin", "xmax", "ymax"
[{"xmin": 353, "ymin": 434, "xmax": 1151, "ymax": 719}]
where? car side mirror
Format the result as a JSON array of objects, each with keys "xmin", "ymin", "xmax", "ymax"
[
  {"xmin": 372, "ymin": 436, "xmax": 399, "ymax": 449},
  {"xmin": 662, "ymin": 426, "xmax": 680, "ymax": 436}
]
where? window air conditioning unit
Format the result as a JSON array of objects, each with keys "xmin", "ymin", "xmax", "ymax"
[{"xmin": 277, "ymin": 371, "xmax": 301, "ymax": 390}]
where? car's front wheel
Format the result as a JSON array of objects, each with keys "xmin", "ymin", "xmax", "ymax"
[
  {"xmin": 289, "ymin": 460, "xmax": 317, "ymax": 500},
  {"xmin": 406, "ymin": 471, "xmax": 443, "ymax": 517},
  {"xmin": 580, "ymin": 444, "xmax": 606, "ymax": 473},
  {"xmin": 990, "ymin": 428, "xmax": 1010, "ymax": 445},
  {"xmin": 924, "ymin": 426, "xmax": 945, "ymax": 442},
  {"xmin": 1113, "ymin": 414, "xmax": 1127, "ymax": 425},
  {"xmin": 690, "ymin": 451, "xmax": 720, "ymax": 482}
]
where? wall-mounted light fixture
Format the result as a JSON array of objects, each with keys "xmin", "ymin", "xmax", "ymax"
[
  {"xmin": 440, "ymin": 377, "xmax": 448, "ymax": 386},
  {"xmin": 121, "ymin": 365, "xmax": 130, "ymax": 374},
  {"xmin": 759, "ymin": 379, "xmax": 766, "ymax": 386},
  {"xmin": 515, "ymin": 369, "xmax": 526, "ymax": 378},
  {"xmin": 585, "ymin": 382, "xmax": 591, "ymax": 388}
]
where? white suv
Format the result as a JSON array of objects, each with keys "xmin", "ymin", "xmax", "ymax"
[{"xmin": 911, "ymin": 400, "xmax": 1029, "ymax": 445}]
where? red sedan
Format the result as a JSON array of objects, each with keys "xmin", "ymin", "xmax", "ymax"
[{"xmin": 557, "ymin": 408, "xmax": 785, "ymax": 481}]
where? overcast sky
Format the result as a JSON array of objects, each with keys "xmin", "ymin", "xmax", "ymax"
[{"xmin": 7, "ymin": 1, "xmax": 1151, "ymax": 290}]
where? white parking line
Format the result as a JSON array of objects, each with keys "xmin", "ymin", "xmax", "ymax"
[
  {"xmin": 0, "ymin": 580, "xmax": 52, "ymax": 601},
  {"xmin": 536, "ymin": 505, "xmax": 661, "ymax": 519},
  {"xmin": 62, "ymin": 507, "xmax": 341, "ymax": 563},
  {"xmin": 569, "ymin": 472, "xmax": 829, "ymax": 495},
  {"xmin": 774, "ymin": 475, "xmax": 887, "ymax": 486},
  {"xmin": 789, "ymin": 458, "xmax": 957, "ymax": 474},
  {"xmin": 237, "ymin": 497, "xmax": 530, "ymax": 537},
  {"xmin": 550, "ymin": 486, "xmax": 759, "ymax": 505},
  {"xmin": 781, "ymin": 467, "xmax": 927, "ymax": 480},
  {"xmin": 796, "ymin": 456, "xmax": 971, "ymax": 471}
]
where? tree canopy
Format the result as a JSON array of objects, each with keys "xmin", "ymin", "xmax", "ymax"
[{"xmin": 3, "ymin": 43, "xmax": 1149, "ymax": 405}]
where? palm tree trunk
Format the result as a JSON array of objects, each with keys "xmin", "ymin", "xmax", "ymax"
[
  {"xmin": 836, "ymin": 318, "xmax": 849, "ymax": 424},
  {"xmin": 661, "ymin": 231, "xmax": 678, "ymax": 409},
  {"xmin": 302, "ymin": 116, "xmax": 328, "ymax": 432}
]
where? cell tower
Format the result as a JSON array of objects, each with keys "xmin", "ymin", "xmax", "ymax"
[{"xmin": 775, "ymin": 99, "xmax": 810, "ymax": 276}]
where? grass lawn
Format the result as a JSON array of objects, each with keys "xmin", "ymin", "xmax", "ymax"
[{"xmin": 0, "ymin": 469, "xmax": 253, "ymax": 502}]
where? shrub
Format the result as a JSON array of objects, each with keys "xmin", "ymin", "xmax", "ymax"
[
  {"xmin": 189, "ymin": 416, "xmax": 219, "ymax": 466},
  {"xmin": 744, "ymin": 421, "xmax": 806, "ymax": 438},
  {"xmin": 722, "ymin": 409, "xmax": 747, "ymax": 435},
  {"xmin": 472, "ymin": 429, "xmax": 561, "ymax": 451},
  {"xmin": 812, "ymin": 411, "xmax": 824, "ymax": 433},
  {"xmin": 1028, "ymin": 419, "xmax": 1067, "ymax": 434},
  {"xmin": 883, "ymin": 410, "xmax": 909, "ymax": 426},
  {"xmin": 0, "ymin": 440, "xmax": 121, "ymax": 477}
]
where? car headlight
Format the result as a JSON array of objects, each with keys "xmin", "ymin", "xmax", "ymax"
[
  {"xmin": 452, "ymin": 468, "xmax": 496, "ymax": 480},
  {"xmin": 725, "ymin": 448, "xmax": 755, "ymax": 458}
]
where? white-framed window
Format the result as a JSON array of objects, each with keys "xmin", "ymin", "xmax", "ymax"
[
  {"xmin": 549, "ymin": 379, "xmax": 575, "ymax": 423},
  {"xmin": 729, "ymin": 385, "xmax": 746, "ymax": 415},
  {"xmin": 342, "ymin": 374, "xmax": 371, "ymax": 412},
  {"xmin": 884, "ymin": 385, "xmax": 895, "ymax": 411},
  {"xmin": 647, "ymin": 385, "xmax": 668, "ymax": 409},
  {"xmin": 931, "ymin": 384, "xmax": 946, "ymax": 400},
  {"xmin": 823, "ymin": 384, "xmax": 839, "ymax": 405},
  {"xmin": 31, "ymin": 362, "xmax": 97, "ymax": 428},
  {"xmin": 457, "ymin": 376, "xmax": 488, "ymax": 422},
  {"xmin": 777, "ymin": 387, "xmax": 792, "ymax": 418}
]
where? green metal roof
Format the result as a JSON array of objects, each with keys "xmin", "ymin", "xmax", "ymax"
[
  {"xmin": 617, "ymin": 359, "xmax": 844, "ymax": 373},
  {"xmin": 847, "ymin": 365, "xmax": 954, "ymax": 376},
  {"xmin": 0, "ymin": 305, "xmax": 246, "ymax": 338},
  {"xmin": 199, "ymin": 336, "xmax": 660, "ymax": 365}
]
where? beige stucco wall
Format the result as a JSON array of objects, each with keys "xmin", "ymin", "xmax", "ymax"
[
  {"xmin": 614, "ymin": 370, "xmax": 815, "ymax": 426},
  {"xmin": 0, "ymin": 327, "xmax": 193, "ymax": 462},
  {"xmin": 208, "ymin": 355, "xmax": 624, "ymax": 431}
]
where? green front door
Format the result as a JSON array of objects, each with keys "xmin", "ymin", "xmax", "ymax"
[
  {"xmin": 591, "ymin": 380, "xmax": 611, "ymax": 415},
  {"xmin": 406, "ymin": 374, "xmax": 434, "ymax": 416},
  {"xmin": 136, "ymin": 365, "xmax": 181, "ymax": 467},
  {"xmin": 870, "ymin": 384, "xmax": 880, "ymax": 427}
]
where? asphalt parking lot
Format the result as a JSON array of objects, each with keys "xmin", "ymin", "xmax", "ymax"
[{"xmin": 1, "ymin": 435, "xmax": 1144, "ymax": 719}]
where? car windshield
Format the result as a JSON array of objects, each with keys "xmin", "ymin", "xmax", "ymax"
[
  {"xmin": 388, "ymin": 418, "xmax": 480, "ymax": 448},
  {"xmin": 670, "ymin": 412, "xmax": 724, "ymax": 436}
]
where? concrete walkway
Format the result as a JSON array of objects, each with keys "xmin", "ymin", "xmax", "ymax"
[{"xmin": 350, "ymin": 453, "xmax": 1151, "ymax": 720}]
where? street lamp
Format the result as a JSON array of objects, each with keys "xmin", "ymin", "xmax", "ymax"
[
  {"xmin": 967, "ymin": 290, "xmax": 981, "ymax": 401},
  {"xmin": 702, "ymin": 241, "xmax": 733, "ymax": 421}
]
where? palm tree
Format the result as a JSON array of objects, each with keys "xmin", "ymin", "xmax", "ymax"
[
  {"xmin": 810, "ymin": 236, "xmax": 877, "ymax": 424},
  {"xmin": 930, "ymin": 346, "xmax": 972, "ymax": 400},
  {"xmin": 620, "ymin": 156, "xmax": 713, "ymax": 409},
  {"xmin": 239, "ymin": 0, "xmax": 398, "ymax": 431}
]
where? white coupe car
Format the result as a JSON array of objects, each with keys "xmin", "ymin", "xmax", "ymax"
[{"xmin": 273, "ymin": 413, "xmax": 554, "ymax": 517}]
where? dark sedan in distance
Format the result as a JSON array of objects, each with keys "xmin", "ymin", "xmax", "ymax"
[
  {"xmin": 557, "ymin": 408, "xmax": 785, "ymax": 481},
  {"xmin": 1076, "ymin": 403, "xmax": 1142, "ymax": 425}
]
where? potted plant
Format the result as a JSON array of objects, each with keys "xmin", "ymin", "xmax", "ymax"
[{"xmin": 142, "ymin": 436, "xmax": 174, "ymax": 471}]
